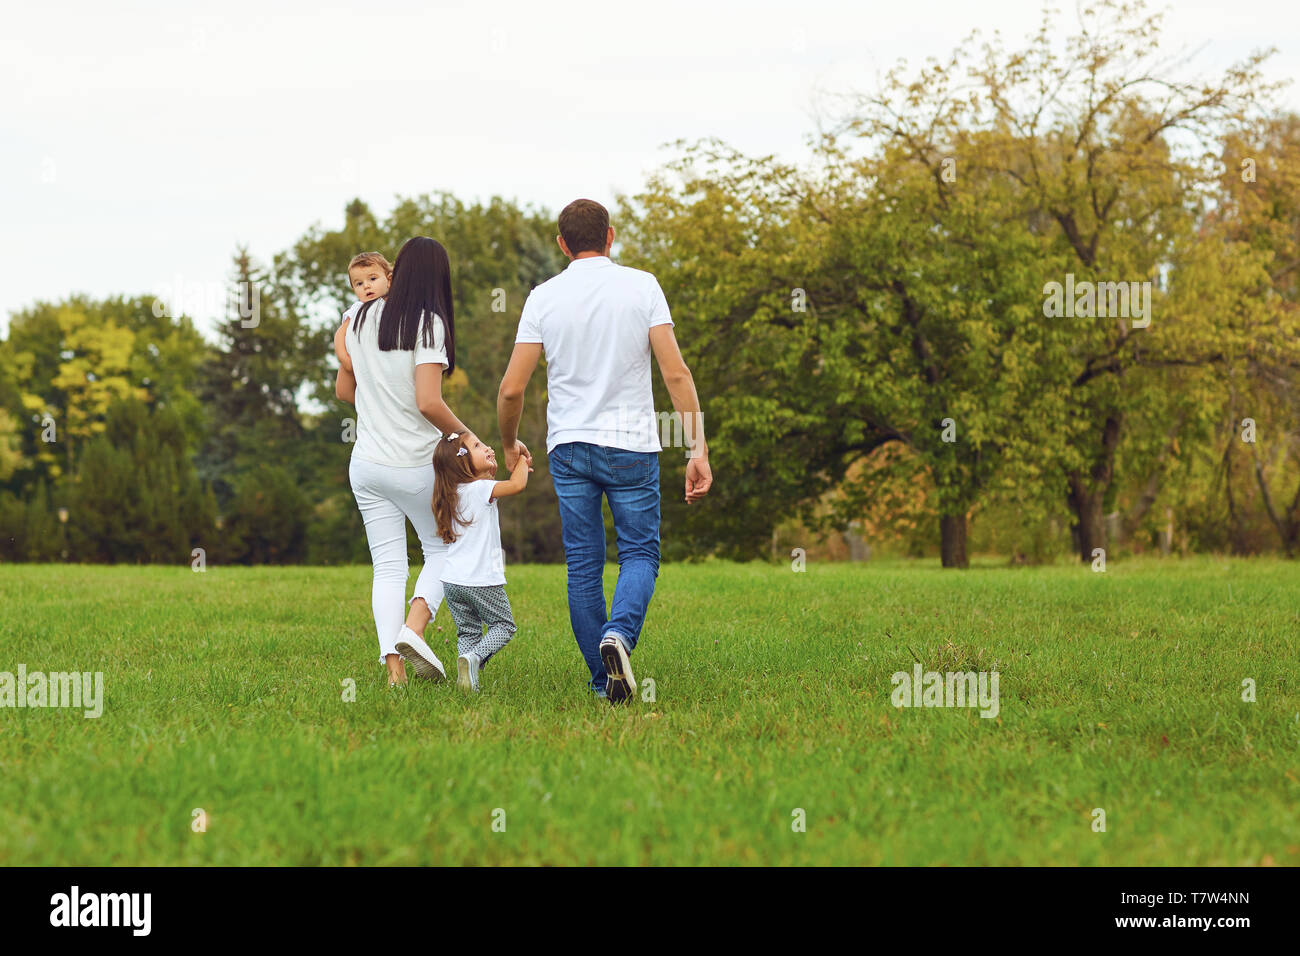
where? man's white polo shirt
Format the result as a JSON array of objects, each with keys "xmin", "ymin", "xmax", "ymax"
[{"xmin": 515, "ymin": 256, "xmax": 674, "ymax": 454}]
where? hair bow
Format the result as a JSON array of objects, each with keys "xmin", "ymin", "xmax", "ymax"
[
  {"xmin": 447, "ymin": 432, "xmax": 460, "ymax": 441},
  {"xmin": 456, "ymin": 447, "xmax": 469, "ymax": 457}
]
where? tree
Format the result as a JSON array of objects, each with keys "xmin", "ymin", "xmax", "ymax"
[
  {"xmin": 621, "ymin": 119, "xmax": 1066, "ymax": 567},
  {"xmin": 882, "ymin": 0, "xmax": 1279, "ymax": 560},
  {"xmin": 66, "ymin": 399, "xmax": 216, "ymax": 563},
  {"xmin": 197, "ymin": 250, "xmax": 313, "ymax": 505},
  {"xmin": 1212, "ymin": 114, "xmax": 1300, "ymax": 554},
  {"xmin": 0, "ymin": 299, "xmax": 143, "ymax": 482},
  {"xmin": 0, "ymin": 294, "xmax": 206, "ymax": 494},
  {"xmin": 219, "ymin": 465, "xmax": 310, "ymax": 564},
  {"xmin": 0, "ymin": 483, "xmax": 63, "ymax": 562}
]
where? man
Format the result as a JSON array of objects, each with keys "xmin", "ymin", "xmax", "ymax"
[{"xmin": 498, "ymin": 198, "xmax": 712, "ymax": 704}]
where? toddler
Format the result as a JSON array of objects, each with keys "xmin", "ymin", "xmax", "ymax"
[{"xmin": 334, "ymin": 251, "xmax": 392, "ymax": 374}]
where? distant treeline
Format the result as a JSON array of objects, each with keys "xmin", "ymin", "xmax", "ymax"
[{"xmin": 2, "ymin": 2, "xmax": 1298, "ymax": 567}]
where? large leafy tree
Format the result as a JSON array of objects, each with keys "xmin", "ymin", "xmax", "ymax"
[
  {"xmin": 621, "ymin": 123, "xmax": 1065, "ymax": 566},
  {"xmin": 0, "ymin": 295, "xmax": 206, "ymax": 490},
  {"xmin": 867, "ymin": 0, "xmax": 1278, "ymax": 560}
]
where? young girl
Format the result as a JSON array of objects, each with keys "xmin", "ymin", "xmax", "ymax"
[{"xmin": 432, "ymin": 431, "xmax": 532, "ymax": 692}]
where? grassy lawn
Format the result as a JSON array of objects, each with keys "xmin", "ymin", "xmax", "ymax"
[{"xmin": 0, "ymin": 557, "xmax": 1296, "ymax": 865}]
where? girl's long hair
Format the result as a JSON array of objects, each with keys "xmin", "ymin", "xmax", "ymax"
[
  {"xmin": 353, "ymin": 236, "xmax": 456, "ymax": 372},
  {"xmin": 432, "ymin": 432, "xmax": 480, "ymax": 544}
]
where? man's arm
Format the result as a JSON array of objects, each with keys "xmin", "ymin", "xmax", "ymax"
[
  {"xmin": 649, "ymin": 324, "xmax": 712, "ymax": 503},
  {"xmin": 415, "ymin": 364, "xmax": 468, "ymax": 435},
  {"xmin": 498, "ymin": 342, "xmax": 543, "ymax": 470}
]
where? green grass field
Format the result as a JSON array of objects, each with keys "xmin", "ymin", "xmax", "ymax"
[{"xmin": 0, "ymin": 558, "xmax": 1296, "ymax": 865}]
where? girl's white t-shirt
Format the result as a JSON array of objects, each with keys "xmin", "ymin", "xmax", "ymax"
[
  {"xmin": 441, "ymin": 479, "xmax": 506, "ymax": 587},
  {"xmin": 345, "ymin": 300, "xmax": 449, "ymax": 468}
]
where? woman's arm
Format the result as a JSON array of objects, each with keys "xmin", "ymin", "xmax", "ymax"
[
  {"xmin": 334, "ymin": 315, "xmax": 355, "ymax": 402},
  {"xmin": 336, "ymin": 366, "xmax": 356, "ymax": 404},
  {"xmin": 334, "ymin": 320, "xmax": 353, "ymax": 373},
  {"xmin": 415, "ymin": 364, "xmax": 468, "ymax": 435}
]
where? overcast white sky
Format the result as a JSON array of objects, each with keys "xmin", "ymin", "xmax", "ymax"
[{"xmin": 2, "ymin": 0, "xmax": 1295, "ymax": 339}]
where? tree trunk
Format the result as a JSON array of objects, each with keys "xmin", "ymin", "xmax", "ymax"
[
  {"xmin": 1066, "ymin": 412, "xmax": 1123, "ymax": 562},
  {"xmin": 1252, "ymin": 451, "xmax": 1300, "ymax": 558},
  {"xmin": 1068, "ymin": 475, "xmax": 1107, "ymax": 562},
  {"xmin": 939, "ymin": 513, "xmax": 968, "ymax": 568}
]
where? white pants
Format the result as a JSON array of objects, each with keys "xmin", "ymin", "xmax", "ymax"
[{"xmin": 349, "ymin": 456, "xmax": 448, "ymax": 662}]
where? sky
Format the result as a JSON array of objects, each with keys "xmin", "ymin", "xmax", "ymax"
[{"xmin": 2, "ymin": 0, "xmax": 1296, "ymax": 340}]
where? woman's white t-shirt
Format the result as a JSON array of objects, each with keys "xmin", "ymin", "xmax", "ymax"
[
  {"xmin": 441, "ymin": 479, "xmax": 506, "ymax": 587},
  {"xmin": 345, "ymin": 300, "xmax": 449, "ymax": 468}
]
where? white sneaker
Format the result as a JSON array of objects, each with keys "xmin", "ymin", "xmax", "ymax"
[
  {"xmin": 457, "ymin": 652, "xmax": 481, "ymax": 693},
  {"xmin": 395, "ymin": 634, "xmax": 447, "ymax": 682},
  {"xmin": 599, "ymin": 634, "xmax": 636, "ymax": 705}
]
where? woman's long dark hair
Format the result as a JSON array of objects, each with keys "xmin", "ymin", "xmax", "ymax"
[{"xmin": 353, "ymin": 236, "xmax": 456, "ymax": 373}]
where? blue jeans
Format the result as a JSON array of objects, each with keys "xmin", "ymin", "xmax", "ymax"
[{"xmin": 548, "ymin": 441, "xmax": 661, "ymax": 694}]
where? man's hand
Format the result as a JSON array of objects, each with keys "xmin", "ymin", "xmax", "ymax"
[
  {"xmin": 505, "ymin": 439, "xmax": 530, "ymax": 471},
  {"xmin": 685, "ymin": 454, "xmax": 712, "ymax": 503}
]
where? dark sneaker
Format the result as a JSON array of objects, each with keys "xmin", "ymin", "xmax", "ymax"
[{"xmin": 600, "ymin": 635, "xmax": 636, "ymax": 705}]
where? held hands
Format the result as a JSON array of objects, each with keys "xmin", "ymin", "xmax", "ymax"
[{"xmin": 505, "ymin": 440, "xmax": 530, "ymax": 472}]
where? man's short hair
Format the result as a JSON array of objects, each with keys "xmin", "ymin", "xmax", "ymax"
[{"xmin": 558, "ymin": 199, "xmax": 610, "ymax": 256}]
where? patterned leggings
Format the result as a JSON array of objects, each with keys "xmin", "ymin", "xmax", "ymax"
[{"xmin": 443, "ymin": 582, "xmax": 517, "ymax": 666}]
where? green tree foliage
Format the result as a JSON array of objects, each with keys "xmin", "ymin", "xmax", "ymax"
[
  {"xmin": 621, "ymin": 128, "xmax": 1062, "ymax": 565},
  {"xmin": 0, "ymin": 299, "xmax": 142, "ymax": 481},
  {"xmin": 197, "ymin": 250, "xmax": 314, "ymax": 504},
  {"xmin": 624, "ymin": 0, "xmax": 1295, "ymax": 565},
  {"xmin": 1206, "ymin": 114, "xmax": 1300, "ymax": 554},
  {"xmin": 219, "ymin": 464, "xmax": 310, "ymax": 564},
  {"xmin": 65, "ymin": 399, "xmax": 216, "ymax": 564},
  {"xmin": 911, "ymin": 0, "xmax": 1278, "ymax": 560},
  {"xmin": 0, "ymin": 483, "xmax": 63, "ymax": 562}
]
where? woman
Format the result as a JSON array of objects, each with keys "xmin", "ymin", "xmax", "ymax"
[{"xmin": 336, "ymin": 237, "xmax": 469, "ymax": 686}]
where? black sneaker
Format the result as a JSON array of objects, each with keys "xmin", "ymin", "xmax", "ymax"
[{"xmin": 600, "ymin": 635, "xmax": 636, "ymax": 705}]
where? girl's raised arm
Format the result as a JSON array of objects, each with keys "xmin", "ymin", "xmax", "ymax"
[{"xmin": 492, "ymin": 452, "xmax": 533, "ymax": 500}]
